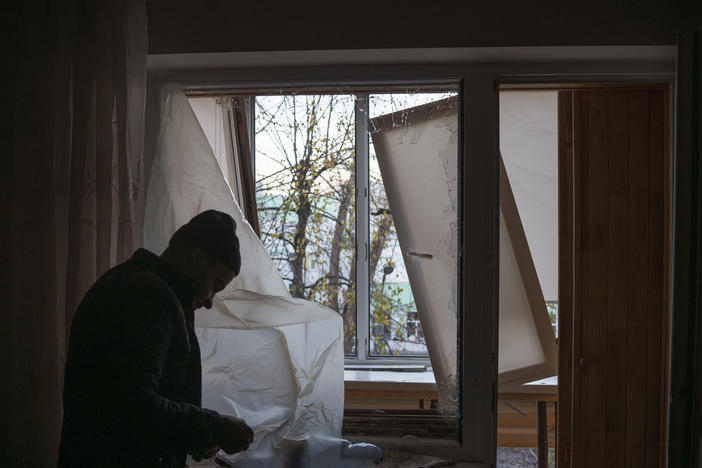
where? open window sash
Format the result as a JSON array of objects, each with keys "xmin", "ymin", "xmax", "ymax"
[
  {"xmin": 369, "ymin": 99, "xmax": 460, "ymax": 408},
  {"xmin": 222, "ymin": 96, "xmax": 260, "ymax": 238},
  {"xmin": 370, "ymin": 97, "xmax": 556, "ymax": 400},
  {"xmin": 189, "ymin": 95, "xmax": 260, "ymax": 237}
]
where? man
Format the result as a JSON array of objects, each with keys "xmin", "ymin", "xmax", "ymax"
[{"xmin": 58, "ymin": 210, "xmax": 254, "ymax": 467}]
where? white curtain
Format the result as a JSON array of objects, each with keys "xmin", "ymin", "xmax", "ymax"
[
  {"xmin": 3, "ymin": 1, "xmax": 147, "ymax": 465},
  {"xmin": 144, "ymin": 84, "xmax": 344, "ymax": 467}
]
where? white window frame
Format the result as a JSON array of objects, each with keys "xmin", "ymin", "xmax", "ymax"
[
  {"xmin": 149, "ymin": 48, "xmax": 675, "ymax": 464},
  {"xmin": 197, "ymin": 88, "xmax": 452, "ymax": 366},
  {"xmin": 354, "ymin": 93, "xmax": 372, "ymax": 362}
]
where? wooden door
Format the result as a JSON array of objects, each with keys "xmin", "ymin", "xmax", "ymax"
[{"xmin": 558, "ymin": 87, "xmax": 670, "ymax": 468}]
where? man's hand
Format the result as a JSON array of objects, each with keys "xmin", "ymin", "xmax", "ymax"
[
  {"xmin": 192, "ymin": 444, "xmax": 219, "ymax": 462},
  {"xmin": 214, "ymin": 416, "xmax": 254, "ymax": 455}
]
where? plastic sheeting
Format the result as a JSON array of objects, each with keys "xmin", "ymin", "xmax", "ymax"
[{"xmin": 144, "ymin": 84, "xmax": 347, "ymax": 467}]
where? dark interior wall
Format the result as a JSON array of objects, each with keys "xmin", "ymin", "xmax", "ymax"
[{"xmin": 147, "ymin": 0, "xmax": 700, "ymax": 55}]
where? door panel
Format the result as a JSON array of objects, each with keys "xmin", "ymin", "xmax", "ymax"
[{"xmin": 559, "ymin": 87, "xmax": 669, "ymax": 468}]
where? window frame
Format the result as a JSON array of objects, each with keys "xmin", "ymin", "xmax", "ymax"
[
  {"xmin": 195, "ymin": 88, "xmax": 458, "ymax": 366},
  {"xmin": 354, "ymin": 92, "xmax": 371, "ymax": 362},
  {"xmin": 153, "ymin": 54, "xmax": 675, "ymax": 463}
]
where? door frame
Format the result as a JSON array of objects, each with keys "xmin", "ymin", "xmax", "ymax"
[{"xmin": 500, "ymin": 81, "xmax": 674, "ymax": 467}]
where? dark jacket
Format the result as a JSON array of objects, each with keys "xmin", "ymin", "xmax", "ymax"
[{"xmin": 58, "ymin": 249, "xmax": 218, "ymax": 467}]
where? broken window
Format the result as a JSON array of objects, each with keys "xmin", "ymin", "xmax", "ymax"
[
  {"xmin": 184, "ymin": 86, "xmax": 559, "ymax": 444},
  {"xmin": 187, "ymin": 88, "xmax": 463, "ymax": 436},
  {"xmin": 250, "ymin": 90, "xmax": 461, "ymax": 375},
  {"xmin": 367, "ymin": 93, "xmax": 458, "ymax": 360},
  {"xmin": 366, "ymin": 93, "xmax": 460, "ymax": 419}
]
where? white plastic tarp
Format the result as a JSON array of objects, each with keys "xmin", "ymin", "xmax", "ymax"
[{"xmin": 144, "ymin": 84, "xmax": 345, "ymax": 467}]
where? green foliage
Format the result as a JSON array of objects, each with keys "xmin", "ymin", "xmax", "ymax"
[{"xmin": 546, "ymin": 302, "xmax": 558, "ymax": 326}]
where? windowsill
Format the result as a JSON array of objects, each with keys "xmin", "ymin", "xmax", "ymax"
[
  {"xmin": 498, "ymin": 375, "xmax": 559, "ymax": 400},
  {"xmin": 523, "ymin": 375, "xmax": 558, "ymax": 387},
  {"xmin": 343, "ymin": 369, "xmax": 558, "ymax": 394},
  {"xmin": 343, "ymin": 367, "xmax": 440, "ymax": 411},
  {"xmin": 344, "ymin": 363, "xmax": 428, "ymax": 372},
  {"xmin": 342, "ymin": 368, "xmax": 456, "ymax": 437},
  {"xmin": 344, "ymin": 368, "xmax": 437, "ymax": 392}
]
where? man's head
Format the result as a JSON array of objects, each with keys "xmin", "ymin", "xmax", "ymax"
[{"xmin": 162, "ymin": 210, "xmax": 241, "ymax": 310}]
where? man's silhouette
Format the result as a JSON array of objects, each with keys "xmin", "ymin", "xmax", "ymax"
[{"xmin": 58, "ymin": 210, "xmax": 254, "ymax": 467}]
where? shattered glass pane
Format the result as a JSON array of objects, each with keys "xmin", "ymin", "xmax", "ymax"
[{"xmin": 368, "ymin": 91, "xmax": 460, "ymax": 414}]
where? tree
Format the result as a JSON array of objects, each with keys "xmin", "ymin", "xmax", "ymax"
[
  {"xmin": 368, "ymin": 173, "xmax": 422, "ymax": 355},
  {"xmin": 254, "ymin": 93, "xmax": 431, "ymax": 356},
  {"xmin": 255, "ymin": 95, "xmax": 359, "ymax": 353}
]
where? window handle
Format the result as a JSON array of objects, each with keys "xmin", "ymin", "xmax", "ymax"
[{"xmin": 408, "ymin": 251, "xmax": 433, "ymax": 259}]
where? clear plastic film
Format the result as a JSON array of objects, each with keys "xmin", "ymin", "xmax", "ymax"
[{"xmin": 144, "ymin": 83, "xmax": 358, "ymax": 467}]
